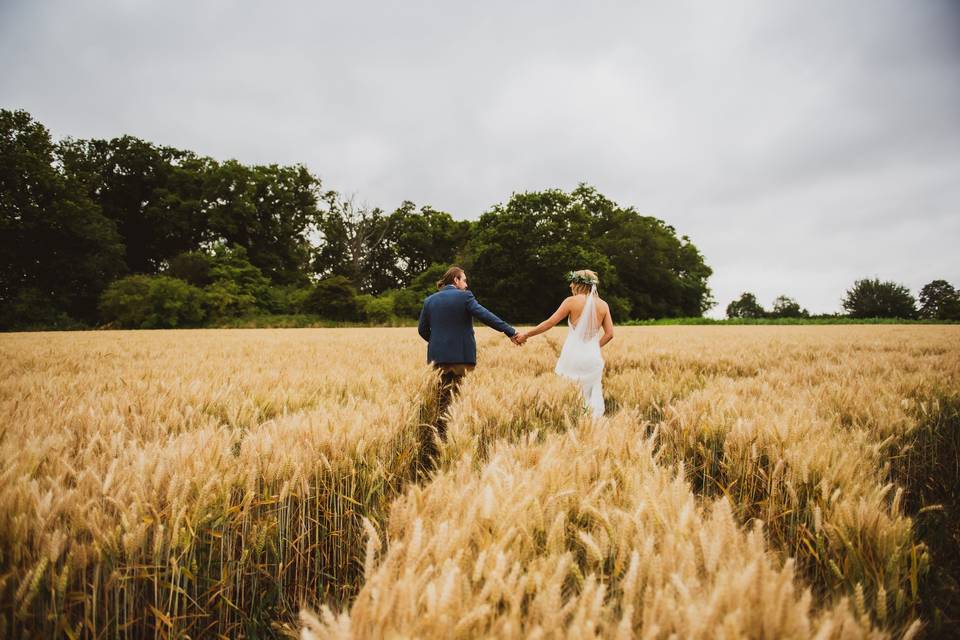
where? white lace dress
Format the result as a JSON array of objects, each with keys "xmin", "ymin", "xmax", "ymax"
[{"xmin": 554, "ymin": 287, "xmax": 605, "ymax": 417}]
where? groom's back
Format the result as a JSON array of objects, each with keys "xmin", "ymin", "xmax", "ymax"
[
  {"xmin": 426, "ymin": 287, "xmax": 470, "ymax": 323},
  {"xmin": 419, "ymin": 285, "xmax": 514, "ymax": 365},
  {"xmin": 420, "ymin": 287, "xmax": 475, "ymax": 364}
]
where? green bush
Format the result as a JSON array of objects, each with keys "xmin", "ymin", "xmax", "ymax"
[
  {"xmin": 726, "ymin": 292, "xmax": 766, "ymax": 318},
  {"xmin": 364, "ymin": 295, "xmax": 395, "ymax": 324},
  {"xmin": 203, "ymin": 280, "xmax": 259, "ymax": 319},
  {"xmin": 919, "ymin": 280, "xmax": 960, "ymax": 320},
  {"xmin": 769, "ymin": 295, "xmax": 809, "ymax": 319},
  {"xmin": 264, "ymin": 283, "xmax": 313, "ymax": 314},
  {"xmin": 304, "ymin": 276, "xmax": 360, "ymax": 320},
  {"xmin": 605, "ymin": 295, "xmax": 632, "ymax": 323},
  {"xmin": 166, "ymin": 251, "xmax": 214, "ymax": 286},
  {"xmin": 842, "ymin": 278, "xmax": 917, "ymax": 319},
  {"xmin": 99, "ymin": 275, "xmax": 206, "ymax": 328},
  {"xmin": 393, "ymin": 288, "xmax": 424, "ymax": 318},
  {"xmin": 0, "ymin": 288, "xmax": 84, "ymax": 330}
]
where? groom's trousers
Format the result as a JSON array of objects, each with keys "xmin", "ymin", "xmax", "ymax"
[{"xmin": 433, "ymin": 363, "xmax": 475, "ymax": 440}]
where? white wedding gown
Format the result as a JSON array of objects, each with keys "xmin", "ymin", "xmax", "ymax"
[{"xmin": 554, "ymin": 285, "xmax": 605, "ymax": 417}]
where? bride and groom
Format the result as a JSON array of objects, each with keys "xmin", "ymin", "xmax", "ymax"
[{"xmin": 417, "ymin": 266, "xmax": 614, "ymax": 438}]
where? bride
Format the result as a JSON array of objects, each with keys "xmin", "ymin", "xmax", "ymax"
[{"xmin": 516, "ymin": 270, "xmax": 614, "ymax": 417}]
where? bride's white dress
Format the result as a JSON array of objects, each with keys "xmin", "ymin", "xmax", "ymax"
[{"xmin": 554, "ymin": 286, "xmax": 605, "ymax": 417}]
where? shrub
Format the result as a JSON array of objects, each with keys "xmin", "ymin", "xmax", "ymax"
[
  {"xmin": 209, "ymin": 243, "xmax": 271, "ymax": 302},
  {"xmin": 726, "ymin": 292, "xmax": 766, "ymax": 318},
  {"xmin": 304, "ymin": 276, "xmax": 360, "ymax": 320},
  {"xmin": 264, "ymin": 283, "xmax": 313, "ymax": 314},
  {"xmin": 918, "ymin": 280, "xmax": 960, "ymax": 320},
  {"xmin": 842, "ymin": 278, "xmax": 917, "ymax": 319},
  {"xmin": 166, "ymin": 251, "xmax": 214, "ymax": 287},
  {"xmin": 393, "ymin": 288, "xmax": 424, "ymax": 319},
  {"xmin": 203, "ymin": 280, "xmax": 259, "ymax": 319},
  {"xmin": 0, "ymin": 288, "xmax": 84, "ymax": 330},
  {"xmin": 364, "ymin": 295, "xmax": 394, "ymax": 324},
  {"xmin": 99, "ymin": 275, "xmax": 206, "ymax": 328},
  {"xmin": 769, "ymin": 295, "xmax": 809, "ymax": 319}
]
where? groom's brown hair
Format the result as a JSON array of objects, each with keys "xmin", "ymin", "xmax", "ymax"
[{"xmin": 437, "ymin": 266, "xmax": 465, "ymax": 289}]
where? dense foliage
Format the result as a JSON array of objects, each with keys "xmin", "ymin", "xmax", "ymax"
[
  {"xmin": 726, "ymin": 293, "xmax": 809, "ymax": 319},
  {"xmin": 465, "ymin": 185, "xmax": 713, "ymax": 322},
  {"xmin": 7, "ymin": 108, "xmax": 951, "ymax": 329},
  {"xmin": 726, "ymin": 292, "xmax": 767, "ymax": 319},
  {"xmin": 0, "ymin": 110, "xmax": 125, "ymax": 327},
  {"xmin": 842, "ymin": 278, "xmax": 918, "ymax": 319},
  {"xmin": 1, "ymin": 109, "xmax": 719, "ymax": 329},
  {"xmin": 918, "ymin": 280, "xmax": 960, "ymax": 320}
]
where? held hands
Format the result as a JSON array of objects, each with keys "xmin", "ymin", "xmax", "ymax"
[{"xmin": 510, "ymin": 332, "xmax": 528, "ymax": 346}]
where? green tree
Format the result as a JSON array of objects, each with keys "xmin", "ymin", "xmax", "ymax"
[
  {"xmin": 165, "ymin": 251, "xmax": 214, "ymax": 287},
  {"xmin": 304, "ymin": 275, "xmax": 361, "ymax": 320},
  {"xmin": 60, "ymin": 138, "xmax": 319, "ymax": 285},
  {"xmin": 206, "ymin": 161, "xmax": 319, "ymax": 285},
  {"xmin": 464, "ymin": 185, "xmax": 711, "ymax": 322},
  {"xmin": 386, "ymin": 202, "xmax": 472, "ymax": 287},
  {"xmin": 465, "ymin": 188, "xmax": 615, "ymax": 322},
  {"xmin": 263, "ymin": 283, "xmax": 313, "ymax": 315},
  {"xmin": 309, "ymin": 196, "xmax": 471, "ymax": 295},
  {"xmin": 769, "ymin": 295, "xmax": 809, "ymax": 318},
  {"xmin": 586, "ymin": 184, "xmax": 713, "ymax": 318},
  {"xmin": 360, "ymin": 294, "xmax": 394, "ymax": 323},
  {"xmin": 203, "ymin": 280, "xmax": 259, "ymax": 319},
  {"xmin": 918, "ymin": 279, "xmax": 960, "ymax": 320},
  {"xmin": 309, "ymin": 191, "xmax": 395, "ymax": 293},
  {"xmin": 726, "ymin": 292, "xmax": 766, "ymax": 319},
  {"xmin": 58, "ymin": 135, "xmax": 210, "ymax": 275},
  {"xmin": 201, "ymin": 243, "xmax": 272, "ymax": 318},
  {"xmin": 842, "ymin": 278, "xmax": 917, "ymax": 319},
  {"xmin": 99, "ymin": 275, "xmax": 206, "ymax": 328},
  {"xmin": 0, "ymin": 109, "xmax": 125, "ymax": 328},
  {"xmin": 392, "ymin": 263, "xmax": 450, "ymax": 318}
]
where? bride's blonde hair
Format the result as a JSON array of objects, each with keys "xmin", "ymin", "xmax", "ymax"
[{"xmin": 569, "ymin": 269, "xmax": 599, "ymax": 295}]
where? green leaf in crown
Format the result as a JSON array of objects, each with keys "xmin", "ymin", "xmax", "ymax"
[{"xmin": 567, "ymin": 271, "xmax": 599, "ymax": 285}]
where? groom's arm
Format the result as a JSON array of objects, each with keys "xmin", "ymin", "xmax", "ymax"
[
  {"xmin": 417, "ymin": 297, "xmax": 431, "ymax": 342},
  {"xmin": 465, "ymin": 292, "xmax": 516, "ymax": 337}
]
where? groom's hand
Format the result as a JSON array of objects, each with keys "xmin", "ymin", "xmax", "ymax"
[{"xmin": 511, "ymin": 333, "xmax": 527, "ymax": 346}]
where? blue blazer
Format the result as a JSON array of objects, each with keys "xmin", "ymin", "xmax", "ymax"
[{"xmin": 418, "ymin": 285, "xmax": 516, "ymax": 364}]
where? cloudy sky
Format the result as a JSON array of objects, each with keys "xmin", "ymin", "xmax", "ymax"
[{"xmin": 2, "ymin": 0, "xmax": 958, "ymax": 316}]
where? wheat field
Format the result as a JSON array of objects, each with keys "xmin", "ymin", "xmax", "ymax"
[{"xmin": 1, "ymin": 326, "xmax": 957, "ymax": 639}]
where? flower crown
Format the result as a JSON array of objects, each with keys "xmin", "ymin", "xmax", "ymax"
[{"xmin": 567, "ymin": 271, "xmax": 599, "ymax": 286}]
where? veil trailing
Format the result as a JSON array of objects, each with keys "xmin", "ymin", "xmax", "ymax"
[
  {"xmin": 554, "ymin": 284, "xmax": 605, "ymax": 417},
  {"xmin": 571, "ymin": 284, "xmax": 600, "ymax": 340}
]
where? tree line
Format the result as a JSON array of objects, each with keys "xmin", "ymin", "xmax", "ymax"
[
  {"xmin": 726, "ymin": 278, "xmax": 960, "ymax": 321},
  {"xmin": 1, "ymin": 109, "xmax": 714, "ymax": 329}
]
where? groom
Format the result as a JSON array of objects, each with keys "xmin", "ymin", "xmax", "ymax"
[{"xmin": 418, "ymin": 266, "xmax": 523, "ymax": 440}]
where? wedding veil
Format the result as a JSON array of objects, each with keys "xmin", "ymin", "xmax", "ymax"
[
  {"xmin": 571, "ymin": 284, "xmax": 600, "ymax": 342},
  {"xmin": 555, "ymin": 282, "xmax": 605, "ymax": 417}
]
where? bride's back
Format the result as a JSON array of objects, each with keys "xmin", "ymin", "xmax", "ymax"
[{"xmin": 568, "ymin": 294, "xmax": 608, "ymax": 329}]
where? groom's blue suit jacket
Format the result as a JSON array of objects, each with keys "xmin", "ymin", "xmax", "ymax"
[{"xmin": 418, "ymin": 285, "xmax": 516, "ymax": 364}]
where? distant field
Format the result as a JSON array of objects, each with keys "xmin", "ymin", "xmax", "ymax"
[
  {"xmin": 12, "ymin": 313, "xmax": 954, "ymax": 332},
  {"xmin": 1, "ymin": 326, "xmax": 958, "ymax": 638}
]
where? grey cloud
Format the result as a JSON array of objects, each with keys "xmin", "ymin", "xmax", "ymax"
[{"xmin": 1, "ymin": 0, "xmax": 957, "ymax": 316}]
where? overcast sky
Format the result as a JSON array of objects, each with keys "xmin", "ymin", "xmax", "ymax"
[{"xmin": 2, "ymin": 0, "xmax": 958, "ymax": 316}]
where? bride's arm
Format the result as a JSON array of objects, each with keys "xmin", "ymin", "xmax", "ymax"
[
  {"xmin": 599, "ymin": 306, "xmax": 615, "ymax": 347},
  {"xmin": 520, "ymin": 299, "xmax": 571, "ymax": 340}
]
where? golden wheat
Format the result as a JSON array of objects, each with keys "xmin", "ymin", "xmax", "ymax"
[{"xmin": 0, "ymin": 325, "xmax": 957, "ymax": 638}]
